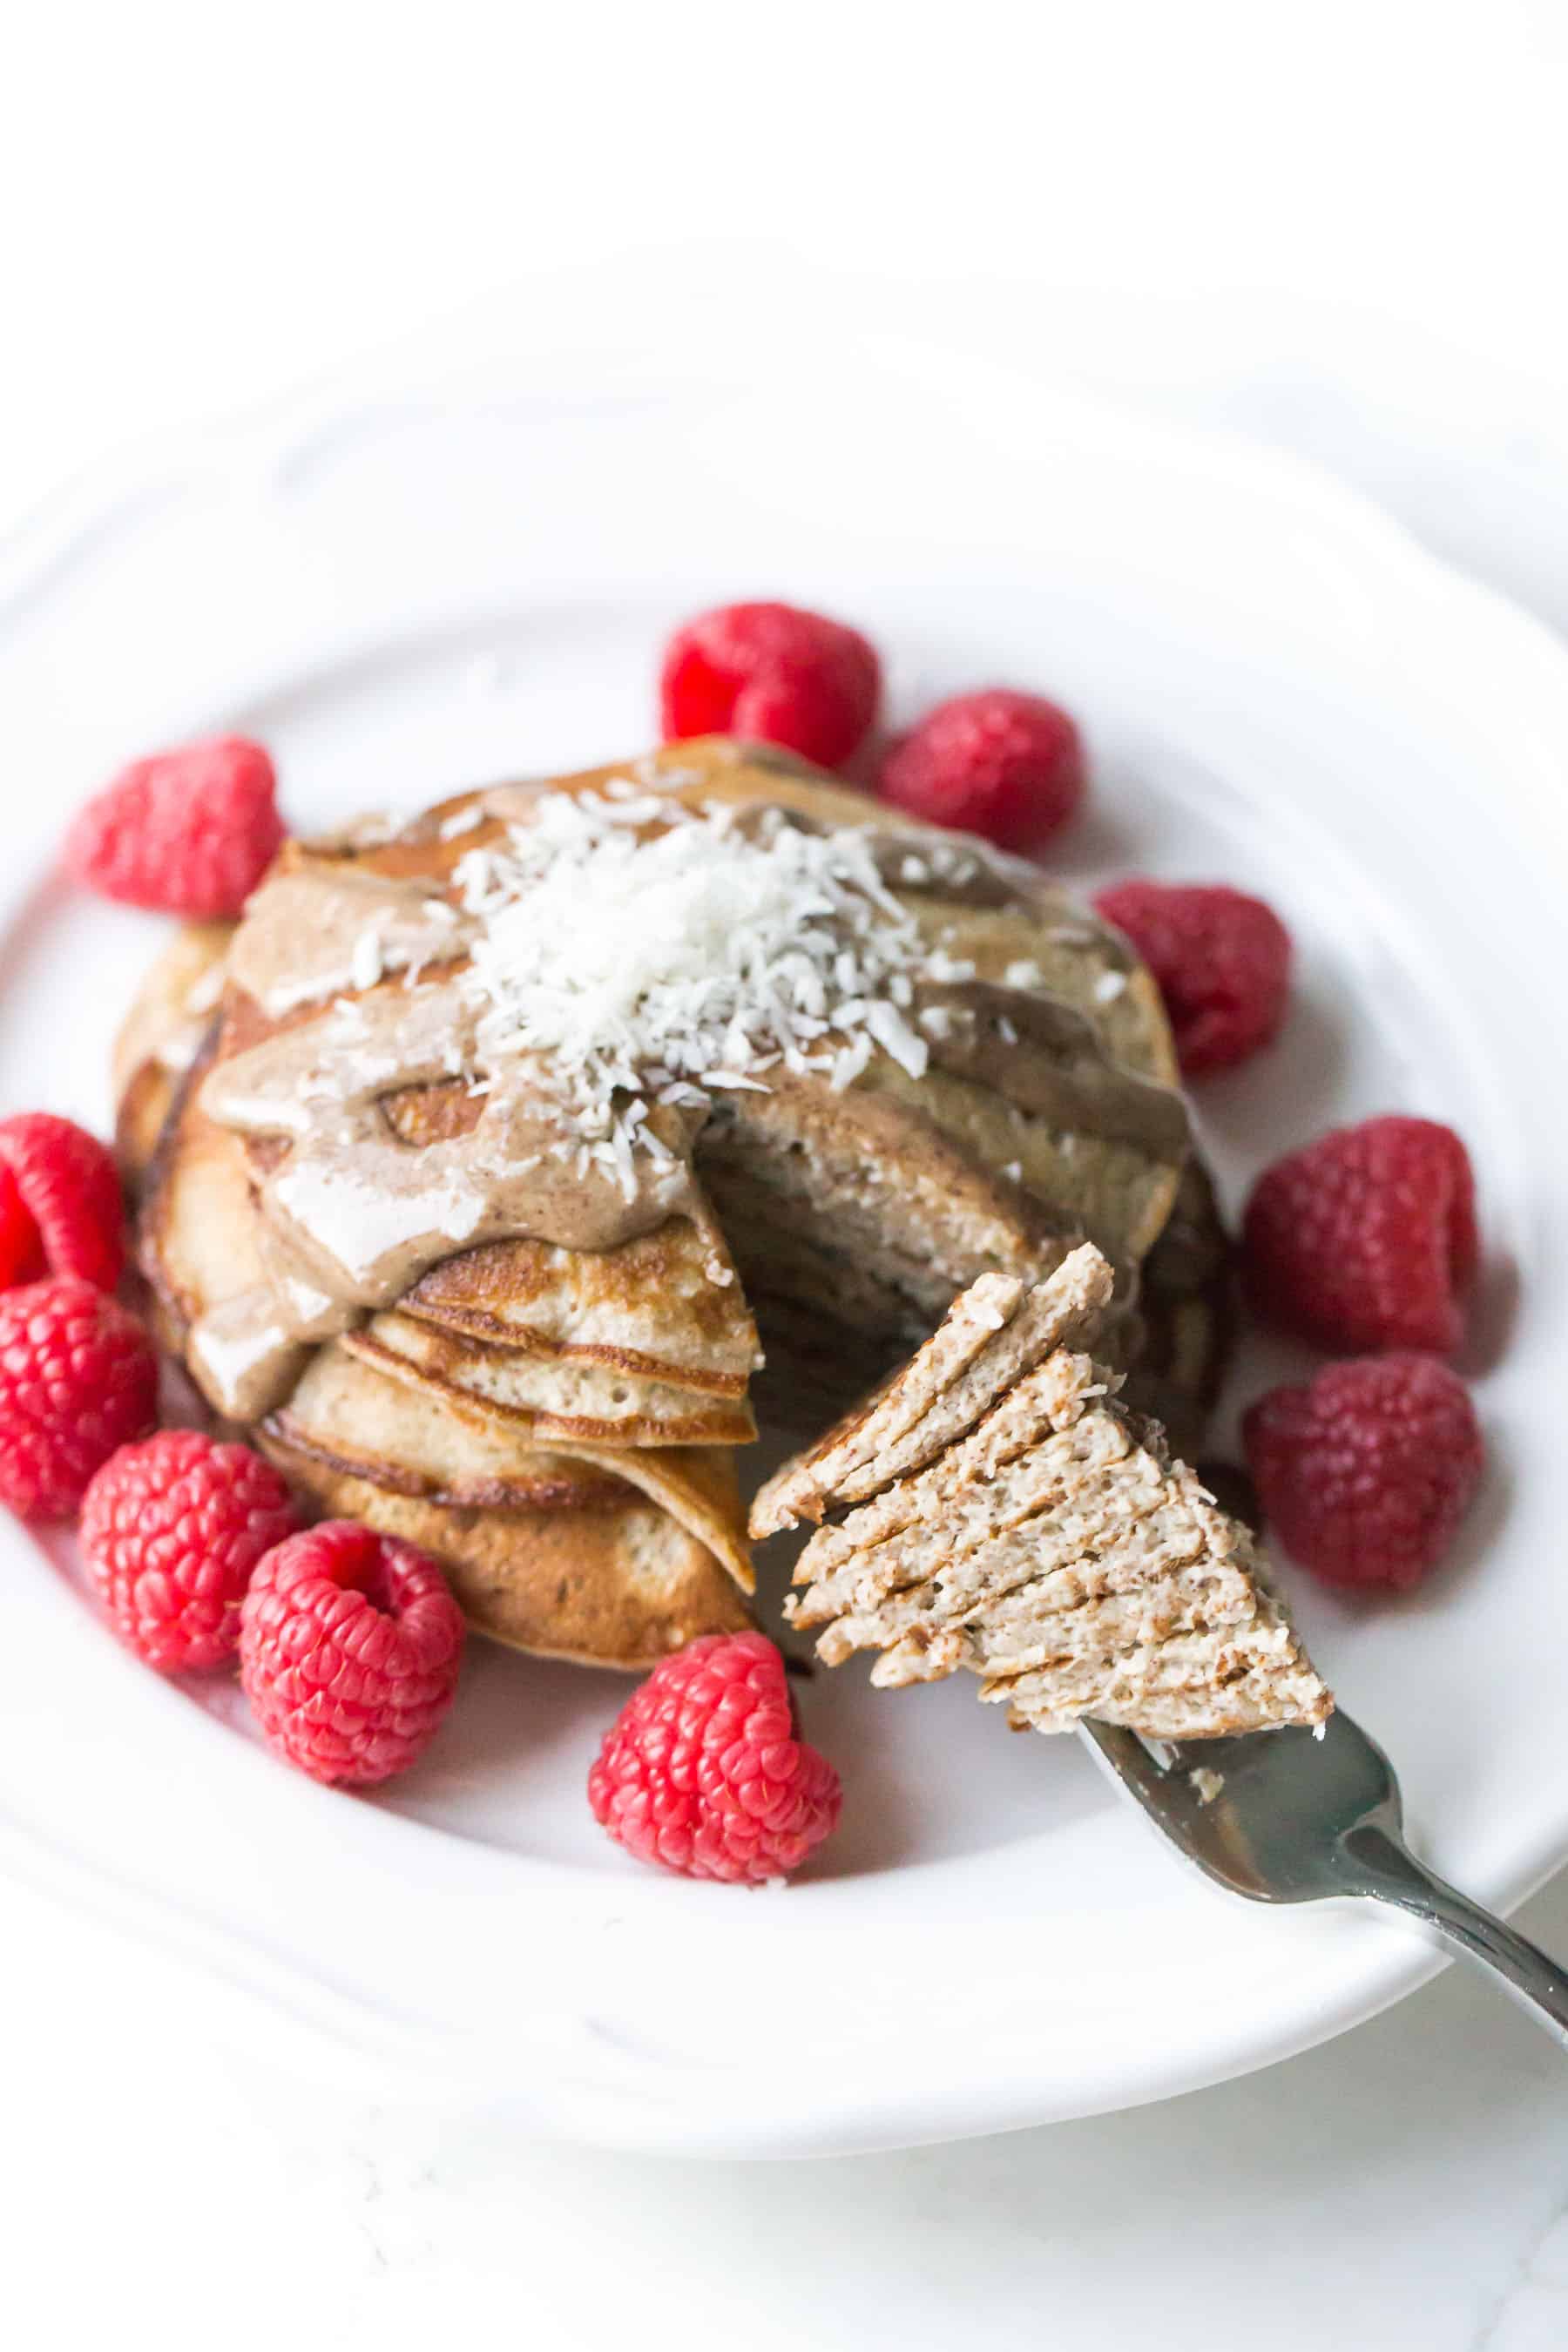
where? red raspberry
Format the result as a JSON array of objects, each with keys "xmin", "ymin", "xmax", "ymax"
[
  {"xmin": 80, "ymin": 1431, "xmax": 300, "ymax": 1673},
  {"xmin": 239, "ymin": 1520, "xmax": 465, "ymax": 1787},
  {"xmin": 0, "ymin": 1164, "xmax": 44, "ymax": 1289},
  {"xmin": 0, "ymin": 1113, "xmax": 124, "ymax": 1291},
  {"xmin": 876, "ymin": 688, "xmax": 1085, "ymax": 851},
  {"xmin": 659, "ymin": 602, "xmax": 881, "ymax": 770},
  {"xmin": 1244, "ymin": 1116, "xmax": 1477, "ymax": 1355},
  {"xmin": 1243, "ymin": 1354, "xmax": 1484, "ymax": 1592},
  {"xmin": 64, "ymin": 734, "xmax": 284, "ymax": 919},
  {"xmin": 0, "ymin": 1279, "xmax": 159, "ymax": 1517},
  {"xmin": 1093, "ymin": 880, "xmax": 1292, "ymax": 1077},
  {"xmin": 589, "ymin": 1631, "xmax": 841, "ymax": 1884}
]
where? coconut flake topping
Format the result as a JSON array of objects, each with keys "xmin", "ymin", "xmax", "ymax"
[{"xmin": 449, "ymin": 788, "xmax": 962, "ymax": 1179}]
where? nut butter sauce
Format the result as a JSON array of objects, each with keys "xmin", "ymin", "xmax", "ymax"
[{"xmin": 193, "ymin": 860, "xmax": 704, "ymax": 1419}]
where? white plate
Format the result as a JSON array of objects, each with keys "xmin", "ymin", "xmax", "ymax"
[{"xmin": 3, "ymin": 295, "xmax": 1567, "ymax": 2157}]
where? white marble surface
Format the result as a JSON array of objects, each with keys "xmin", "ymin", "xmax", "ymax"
[
  {"xmin": 4, "ymin": 1866, "xmax": 1567, "ymax": 2349},
  {"xmin": 7, "ymin": 6, "xmax": 1568, "ymax": 2342}
]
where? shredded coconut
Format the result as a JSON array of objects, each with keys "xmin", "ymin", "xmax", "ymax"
[
  {"xmin": 349, "ymin": 929, "xmax": 384, "ymax": 992},
  {"xmin": 449, "ymin": 790, "xmax": 961, "ymax": 1168}
]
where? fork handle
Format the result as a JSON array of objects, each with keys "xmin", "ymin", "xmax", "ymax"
[{"xmin": 1338, "ymin": 1822, "xmax": 1568, "ymax": 2048}]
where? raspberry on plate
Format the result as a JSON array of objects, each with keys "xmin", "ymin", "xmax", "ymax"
[
  {"xmin": 589, "ymin": 1630, "xmax": 841, "ymax": 1884},
  {"xmin": 64, "ymin": 734, "xmax": 284, "ymax": 919},
  {"xmin": 0, "ymin": 1112, "xmax": 124, "ymax": 1291},
  {"xmin": 659, "ymin": 601, "xmax": 881, "ymax": 770},
  {"xmin": 1093, "ymin": 879, "xmax": 1291, "ymax": 1077},
  {"xmin": 80, "ymin": 1430, "xmax": 299, "ymax": 1673},
  {"xmin": 876, "ymin": 687, "xmax": 1085, "ymax": 852},
  {"xmin": 0, "ymin": 1163, "xmax": 44, "ymax": 1290},
  {"xmin": 1243, "ymin": 1354, "xmax": 1484, "ymax": 1592},
  {"xmin": 0, "ymin": 1278, "xmax": 159, "ymax": 1518},
  {"xmin": 239, "ymin": 1519, "xmax": 465, "ymax": 1787},
  {"xmin": 1244, "ymin": 1115, "xmax": 1477, "ymax": 1355}
]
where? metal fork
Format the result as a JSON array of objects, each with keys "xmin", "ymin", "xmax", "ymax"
[{"xmin": 1080, "ymin": 1709, "xmax": 1568, "ymax": 2045}]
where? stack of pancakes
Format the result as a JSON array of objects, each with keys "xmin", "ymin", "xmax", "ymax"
[{"xmin": 115, "ymin": 738, "xmax": 1232, "ymax": 1673}]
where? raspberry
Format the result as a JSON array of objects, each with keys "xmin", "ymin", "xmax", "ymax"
[
  {"xmin": 876, "ymin": 688, "xmax": 1085, "ymax": 851},
  {"xmin": 65, "ymin": 734, "xmax": 284, "ymax": 918},
  {"xmin": 0, "ymin": 1164, "xmax": 44, "ymax": 1289},
  {"xmin": 1243, "ymin": 1354, "xmax": 1484, "ymax": 1592},
  {"xmin": 1093, "ymin": 880, "xmax": 1291, "ymax": 1077},
  {"xmin": 1244, "ymin": 1116, "xmax": 1477, "ymax": 1355},
  {"xmin": 659, "ymin": 602, "xmax": 881, "ymax": 770},
  {"xmin": 589, "ymin": 1631, "xmax": 841, "ymax": 1884},
  {"xmin": 0, "ymin": 1279, "xmax": 159, "ymax": 1517},
  {"xmin": 239, "ymin": 1520, "xmax": 465, "ymax": 1787},
  {"xmin": 0, "ymin": 1112, "xmax": 124, "ymax": 1290},
  {"xmin": 80, "ymin": 1431, "xmax": 299, "ymax": 1673}
]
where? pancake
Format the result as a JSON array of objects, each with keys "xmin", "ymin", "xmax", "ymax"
[
  {"xmin": 400, "ymin": 1213, "xmax": 758, "ymax": 1398},
  {"xmin": 139, "ymin": 1007, "xmax": 760, "ymax": 1441},
  {"xmin": 751, "ymin": 1245, "xmax": 1115, "ymax": 1534},
  {"xmin": 131, "ymin": 1000, "xmax": 759, "ymax": 1663},
  {"xmin": 340, "ymin": 1313, "xmax": 755, "ymax": 1447},
  {"xmin": 112, "ymin": 920, "xmax": 233, "ymax": 1188},
  {"xmin": 656, "ymin": 747, "xmax": 1186, "ymax": 1374},
  {"xmin": 256, "ymin": 1451, "xmax": 754, "ymax": 1670},
  {"xmin": 258, "ymin": 1333, "xmax": 754, "ymax": 1666},
  {"xmin": 121, "ymin": 736, "xmax": 1193, "ymax": 1673},
  {"xmin": 778, "ymin": 1251, "xmax": 1330, "ymax": 1741},
  {"xmin": 387, "ymin": 741, "xmax": 1184, "ymax": 1383}
]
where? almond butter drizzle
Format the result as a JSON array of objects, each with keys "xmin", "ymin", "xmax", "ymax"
[{"xmin": 192, "ymin": 868, "xmax": 703, "ymax": 1418}]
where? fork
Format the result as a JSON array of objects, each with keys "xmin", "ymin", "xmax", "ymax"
[{"xmin": 1079, "ymin": 1708, "xmax": 1568, "ymax": 2044}]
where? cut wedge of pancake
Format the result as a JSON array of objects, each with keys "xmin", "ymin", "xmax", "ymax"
[
  {"xmin": 774, "ymin": 1247, "xmax": 1330, "ymax": 1740},
  {"xmin": 752, "ymin": 1244, "xmax": 1116, "ymax": 1534}
]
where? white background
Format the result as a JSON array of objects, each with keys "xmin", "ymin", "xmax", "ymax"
[{"xmin": 5, "ymin": 4, "xmax": 1568, "ymax": 2346}]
